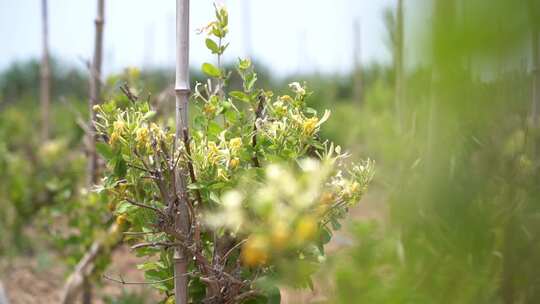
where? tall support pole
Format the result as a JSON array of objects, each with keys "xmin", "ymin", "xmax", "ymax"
[
  {"xmin": 40, "ymin": 0, "xmax": 51, "ymax": 141},
  {"xmin": 87, "ymin": 0, "xmax": 105, "ymax": 187},
  {"xmin": 395, "ymin": 0, "xmax": 404, "ymax": 131},
  {"xmin": 529, "ymin": 0, "xmax": 540, "ymax": 156},
  {"xmin": 353, "ymin": 18, "xmax": 363, "ymax": 105},
  {"xmin": 174, "ymin": 0, "xmax": 191, "ymax": 303}
]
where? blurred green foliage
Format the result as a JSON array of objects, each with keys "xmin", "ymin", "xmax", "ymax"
[{"xmin": 328, "ymin": 1, "xmax": 540, "ymax": 303}]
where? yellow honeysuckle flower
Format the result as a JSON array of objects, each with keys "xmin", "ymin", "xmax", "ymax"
[
  {"xmin": 302, "ymin": 117, "xmax": 319, "ymax": 136},
  {"xmin": 109, "ymin": 131, "xmax": 120, "ymax": 145},
  {"xmin": 135, "ymin": 126, "xmax": 149, "ymax": 146},
  {"xmin": 113, "ymin": 120, "xmax": 127, "ymax": 134},
  {"xmin": 343, "ymin": 181, "xmax": 361, "ymax": 198},
  {"xmin": 279, "ymin": 95, "xmax": 294, "ymax": 103},
  {"xmin": 229, "ymin": 137, "xmax": 242, "ymax": 152},
  {"xmin": 229, "ymin": 157, "xmax": 240, "ymax": 169},
  {"xmin": 150, "ymin": 123, "xmax": 164, "ymax": 139},
  {"xmin": 116, "ymin": 214, "xmax": 128, "ymax": 226},
  {"xmin": 207, "ymin": 141, "xmax": 220, "ymax": 164},
  {"xmin": 273, "ymin": 101, "xmax": 287, "ymax": 116},
  {"xmin": 203, "ymin": 103, "xmax": 216, "ymax": 116}
]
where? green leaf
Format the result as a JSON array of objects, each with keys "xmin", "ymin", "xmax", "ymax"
[
  {"xmin": 202, "ymin": 63, "xmax": 221, "ymax": 78},
  {"xmin": 209, "ymin": 191, "xmax": 221, "ymax": 204},
  {"xmin": 238, "ymin": 58, "xmax": 252, "ymax": 70},
  {"xmin": 244, "ymin": 72, "xmax": 258, "ymax": 92},
  {"xmin": 205, "ymin": 38, "xmax": 220, "ymax": 54},
  {"xmin": 95, "ymin": 142, "xmax": 113, "ymax": 160},
  {"xmin": 113, "ymin": 155, "xmax": 127, "ymax": 177},
  {"xmin": 116, "ymin": 201, "xmax": 137, "ymax": 214},
  {"xmin": 224, "ymin": 108, "xmax": 238, "ymax": 123},
  {"xmin": 187, "ymin": 182, "xmax": 203, "ymax": 190},
  {"xmin": 229, "ymin": 91, "xmax": 251, "ymax": 103},
  {"xmin": 142, "ymin": 110, "xmax": 156, "ymax": 120},
  {"xmin": 251, "ymin": 277, "xmax": 281, "ymax": 304},
  {"xmin": 137, "ymin": 261, "xmax": 160, "ymax": 271},
  {"xmin": 207, "ymin": 121, "xmax": 222, "ymax": 138},
  {"xmin": 220, "ymin": 42, "xmax": 230, "ymax": 54}
]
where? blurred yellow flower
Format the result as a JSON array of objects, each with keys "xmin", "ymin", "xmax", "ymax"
[
  {"xmin": 242, "ymin": 235, "xmax": 269, "ymax": 267},
  {"xmin": 271, "ymin": 222, "xmax": 290, "ymax": 250},
  {"xmin": 319, "ymin": 191, "xmax": 334, "ymax": 205},
  {"xmin": 127, "ymin": 67, "xmax": 140, "ymax": 79},
  {"xmin": 295, "ymin": 216, "xmax": 317, "ymax": 242}
]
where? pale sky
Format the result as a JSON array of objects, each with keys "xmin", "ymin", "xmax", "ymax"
[{"xmin": 0, "ymin": 0, "xmax": 396, "ymax": 76}]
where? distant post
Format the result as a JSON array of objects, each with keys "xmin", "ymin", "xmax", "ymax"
[
  {"xmin": 353, "ymin": 19, "xmax": 363, "ymax": 105},
  {"xmin": 40, "ymin": 0, "xmax": 51, "ymax": 141},
  {"xmin": 87, "ymin": 0, "xmax": 105, "ymax": 186}
]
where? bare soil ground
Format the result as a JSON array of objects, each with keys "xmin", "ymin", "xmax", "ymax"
[{"xmin": 0, "ymin": 246, "xmax": 160, "ymax": 304}]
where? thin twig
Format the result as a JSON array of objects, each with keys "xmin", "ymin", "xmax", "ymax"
[
  {"xmin": 124, "ymin": 198, "xmax": 165, "ymax": 217},
  {"xmin": 127, "ymin": 163, "xmax": 154, "ymax": 174},
  {"xmin": 103, "ymin": 273, "xmax": 190, "ymax": 285},
  {"xmin": 131, "ymin": 241, "xmax": 180, "ymax": 250},
  {"xmin": 120, "ymin": 84, "xmax": 139, "ymax": 103},
  {"xmin": 123, "ymin": 231, "xmax": 161, "ymax": 236},
  {"xmin": 222, "ymin": 239, "xmax": 246, "ymax": 264},
  {"xmin": 251, "ymin": 93, "xmax": 265, "ymax": 168}
]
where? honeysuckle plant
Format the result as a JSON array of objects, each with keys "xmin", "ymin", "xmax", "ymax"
[{"xmin": 94, "ymin": 5, "xmax": 373, "ymax": 303}]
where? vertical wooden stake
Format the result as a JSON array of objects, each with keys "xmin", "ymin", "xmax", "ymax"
[
  {"xmin": 353, "ymin": 19, "xmax": 363, "ymax": 105},
  {"xmin": 395, "ymin": 0, "xmax": 404, "ymax": 131},
  {"xmin": 530, "ymin": 0, "xmax": 540, "ymax": 156},
  {"xmin": 87, "ymin": 0, "xmax": 105, "ymax": 186},
  {"xmin": 40, "ymin": 0, "xmax": 51, "ymax": 141},
  {"xmin": 174, "ymin": 0, "xmax": 191, "ymax": 303}
]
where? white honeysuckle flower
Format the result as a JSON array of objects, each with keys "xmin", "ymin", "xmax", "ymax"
[
  {"xmin": 266, "ymin": 164, "xmax": 283, "ymax": 181},
  {"xmin": 317, "ymin": 110, "xmax": 331, "ymax": 127},
  {"xmin": 289, "ymin": 82, "xmax": 306, "ymax": 95},
  {"xmin": 299, "ymin": 158, "xmax": 320, "ymax": 172},
  {"xmin": 206, "ymin": 190, "xmax": 245, "ymax": 232},
  {"xmin": 222, "ymin": 190, "xmax": 243, "ymax": 210}
]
